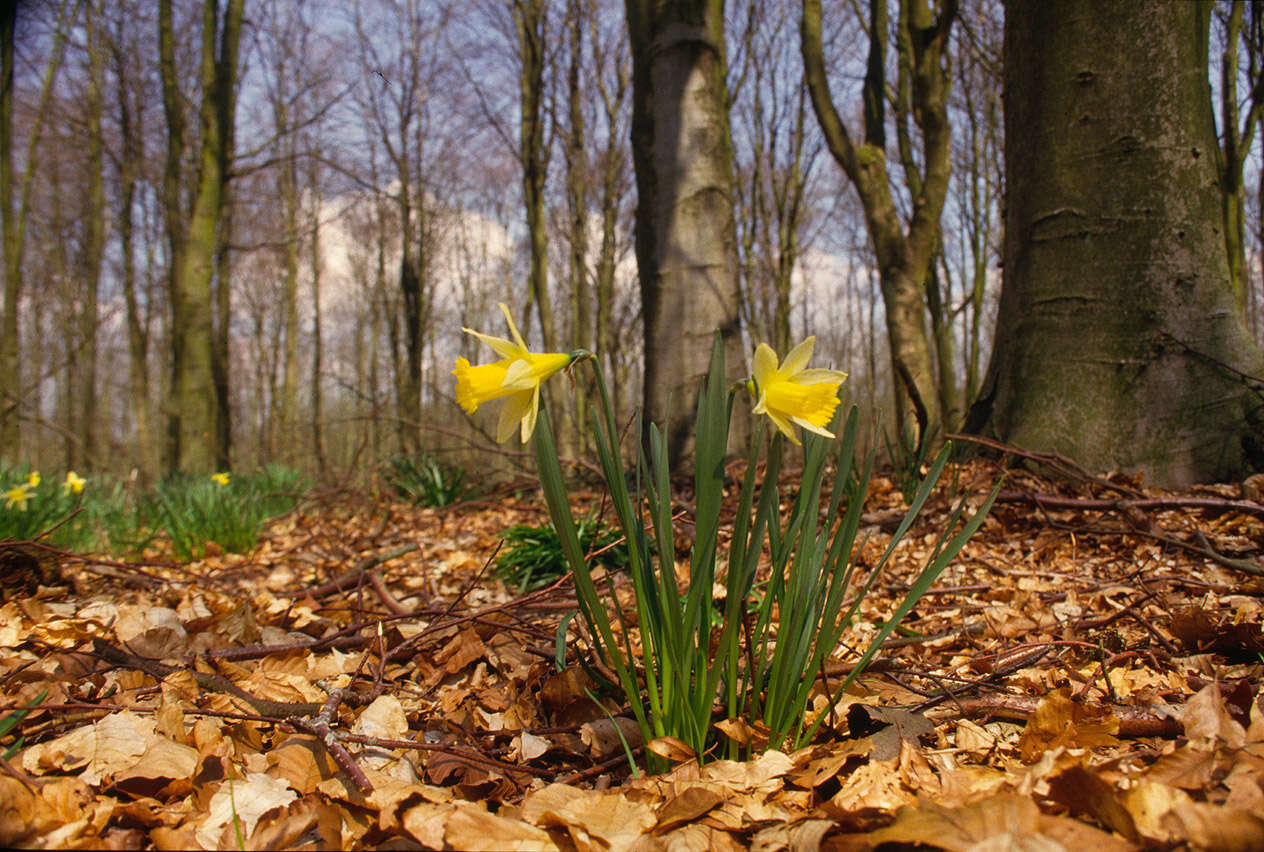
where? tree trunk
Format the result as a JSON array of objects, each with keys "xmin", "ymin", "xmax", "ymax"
[
  {"xmin": 161, "ymin": 0, "xmax": 243, "ymax": 474},
  {"xmin": 967, "ymin": 0, "xmax": 1264, "ymax": 485},
  {"xmin": 627, "ymin": 0, "xmax": 744, "ymax": 467},
  {"xmin": 515, "ymin": 0, "xmax": 558, "ymax": 354},
  {"xmin": 801, "ymin": 0, "xmax": 954, "ymax": 450},
  {"xmin": 1, "ymin": 0, "xmax": 73, "ymax": 460},
  {"xmin": 77, "ymin": 4, "xmax": 107, "ymax": 468}
]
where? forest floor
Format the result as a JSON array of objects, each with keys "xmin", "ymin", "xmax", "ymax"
[{"xmin": 1, "ymin": 454, "xmax": 1263, "ymax": 850}]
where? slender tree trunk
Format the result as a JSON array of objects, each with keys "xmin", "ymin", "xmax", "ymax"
[
  {"xmin": 77, "ymin": 4, "xmax": 107, "ymax": 467},
  {"xmin": 1, "ymin": 0, "xmax": 74, "ymax": 460},
  {"xmin": 161, "ymin": 0, "xmax": 243, "ymax": 474},
  {"xmin": 801, "ymin": 0, "xmax": 955, "ymax": 449},
  {"xmin": 280, "ymin": 143, "xmax": 301, "ymax": 461},
  {"xmin": 115, "ymin": 30, "xmax": 153, "ymax": 474},
  {"xmin": 515, "ymin": 0, "xmax": 557, "ymax": 352},
  {"xmin": 310, "ymin": 181, "xmax": 326, "ymax": 476},
  {"xmin": 564, "ymin": 0, "xmax": 591, "ymax": 456}
]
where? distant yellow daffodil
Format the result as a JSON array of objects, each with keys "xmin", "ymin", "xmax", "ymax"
[
  {"xmin": 64, "ymin": 471, "xmax": 86, "ymax": 495},
  {"xmin": 4, "ymin": 483, "xmax": 30, "ymax": 511},
  {"xmin": 746, "ymin": 336, "xmax": 847, "ymax": 445},
  {"xmin": 211, "ymin": 472, "xmax": 230, "ymax": 486},
  {"xmin": 453, "ymin": 302, "xmax": 582, "ymax": 444},
  {"xmin": 26, "ymin": 471, "xmax": 39, "ymax": 488}
]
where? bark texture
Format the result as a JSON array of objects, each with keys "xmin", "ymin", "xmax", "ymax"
[
  {"xmin": 627, "ymin": 0, "xmax": 744, "ymax": 467},
  {"xmin": 968, "ymin": 0, "xmax": 1264, "ymax": 486}
]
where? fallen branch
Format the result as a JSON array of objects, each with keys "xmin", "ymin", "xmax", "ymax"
[
  {"xmin": 951, "ymin": 694, "xmax": 1183, "ymax": 738},
  {"xmin": 994, "ymin": 490, "xmax": 1264, "ymax": 519}
]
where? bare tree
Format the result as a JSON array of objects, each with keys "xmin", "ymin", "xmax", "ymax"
[
  {"xmin": 158, "ymin": 0, "xmax": 244, "ymax": 473},
  {"xmin": 801, "ymin": 0, "xmax": 957, "ymax": 447}
]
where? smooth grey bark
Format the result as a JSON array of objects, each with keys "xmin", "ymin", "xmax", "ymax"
[
  {"xmin": 627, "ymin": 0, "xmax": 744, "ymax": 468},
  {"xmin": 967, "ymin": 0, "xmax": 1264, "ymax": 485}
]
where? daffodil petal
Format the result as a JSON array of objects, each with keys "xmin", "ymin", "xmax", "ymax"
[
  {"xmin": 499, "ymin": 302, "xmax": 529, "ymax": 351},
  {"xmin": 752, "ymin": 392, "xmax": 769, "ymax": 415},
  {"xmin": 503, "ymin": 359, "xmax": 535, "ymax": 389},
  {"xmin": 766, "ymin": 410, "xmax": 800, "ymax": 444},
  {"xmin": 791, "ymin": 416, "xmax": 836, "ymax": 438},
  {"xmin": 463, "ymin": 328, "xmax": 522, "ymax": 360},
  {"xmin": 497, "ymin": 390, "xmax": 534, "ymax": 443},
  {"xmin": 794, "ymin": 368, "xmax": 847, "ymax": 385},
  {"xmin": 781, "ymin": 336, "xmax": 816, "ymax": 375},
  {"xmin": 752, "ymin": 343, "xmax": 779, "ymax": 387},
  {"xmin": 520, "ymin": 386, "xmax": 541, "ymax": 443}
]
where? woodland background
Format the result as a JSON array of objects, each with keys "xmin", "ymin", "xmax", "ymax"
[{"xmin": 1, "ymin": 0, "xmax": 1263, "ymax": 484}]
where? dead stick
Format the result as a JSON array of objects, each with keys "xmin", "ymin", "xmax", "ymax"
[{"xmin": 952, "ymin": 694, "xmax": 1183, "ymax": 738}]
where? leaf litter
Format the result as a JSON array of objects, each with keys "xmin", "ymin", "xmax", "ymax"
[{"xmin": 1, "ymin": 460, "xmax": 1262, "ymax": 850}]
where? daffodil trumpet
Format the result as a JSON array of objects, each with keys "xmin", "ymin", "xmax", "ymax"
[
  {"xmin": 746, "ymin": 336, "xmax": 847, "ymax": 445},
  {"xmin": 453, "ymin": 302, "xmax": 587, "ymax": 444}
]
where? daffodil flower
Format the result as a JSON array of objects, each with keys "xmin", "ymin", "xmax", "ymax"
[
  {"xmin": 746, "ymin": 336, "xmax": 847, "ymax": 445},
  {"xmin": 64, "ymin": 471, "xmax": 86, "ymax": 495},
  {"xmin": 211, "ymin": 472, "xmax": 230, "ymax": 486},
  {"xmin": 4, "ymin": 484, "xmax": 30, "ymax": 511},
  {"xmin": 453, "ymin": 302, "xmax": 584, "ymax": 444},
  {"xmin": 26, "ymin": 471, "xmax": 39, "ymax": 488}
]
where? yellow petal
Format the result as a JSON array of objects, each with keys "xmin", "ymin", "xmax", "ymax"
[
  {"xmin": 795, "ymin": 368, "xmax": 847, "ymax": 385},
  {"xmin": 766, "ymin": 410, "xmax": 799, "ymax": 444},
  {"xmin": 497, "ymin": 389, "xmax": 534, "ymax": 443},
  {"xmin": 780, "ymin": 336, "xmax": 816, "ymax": 376},
  {"xmin": 752, "ymin": 343, "xmax": 779, "ymax": 387},
  {"xmin": 462, "ymin": 328, "xmax": 522, "ymax": 360},
  {"xmin": 498, "ymin": 302, "xmax": 529, "ymax": 351},
  {"xmin": 520, "ymin": 385, "xmax": 542, "ymax": 443}
]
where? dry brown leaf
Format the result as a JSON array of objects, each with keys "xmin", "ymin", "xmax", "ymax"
[
  {"xmin": 868, "ymin": 793, "xmax": 1133, "ymax": 852},
  {"xmin": 266, "ymin": 736, "xmax": 340, "ymax": 794},
  {"xmin": 654, "ymin": 785, "xmax": 724, "ymax": 833},
  {"xmin": 523, "ymin": 782, "xmax": 657, "ymax": 851},
  {"xmin": 1166, "ymin": 799, "xmax": 1264, "ymax": 852},
  {"xmin": 1143, "ymin": 743, "xmax": 1218, "ymax": 789},
  {"xmin": 22, "ymin": 710, "xmax": 154, "ymax": 784},
  {"xmin": 1016, "ymin": 690, "xmax": 1119, "ymax": 762},
  {"xmin": 1045, "ymin": 764, "xmax": 1139, "ymax": 843},
  {"xmin": 194, "ymin": 770, "xmax": 297, "ymax": 849},
  {"xmin": 443, "ymin": 800, "xmax": 559, "ymax": 851},
  {"xmin": 115, "ymin": 605, "xmax": 188, "ymax": 659},
  {"xmin": 1180, "ymin": 681, "xmax": 1247, "ymax": 750},
  {"xmin": 581, "ymin": 716, "xmax": 643, "ymax": 759},
  {"xmin": 648, "ymin": 735, "xmax": 697, "ymax": 763}
]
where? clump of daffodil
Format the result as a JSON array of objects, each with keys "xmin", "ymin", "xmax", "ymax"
[
  {"xmin": 210, "ymin": 472, "xmax": 230, "ymax": 486},
  {"xmin": 746, "ymin": 336, "xmax": 847, "ymax": 445},
  {"xmin": 453, "ymin": 302, "xmax": 588, "ymax": 444},
  {"xmin": 4, "ymin": 483, "xmax": 30, "ymax": 511},
  {"xmin": 64, "ymin": 471, "xmax": 86, "ymax": 495}
]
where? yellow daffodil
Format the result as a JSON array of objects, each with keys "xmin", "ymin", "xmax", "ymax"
[
  {"xmin": 746, "ymin": 336, "xmax": 847, "ymax": 445},
  {"xmin": 211, "ymin": 472, "xmax": 230, "ymax": 486},
  {"xmin": 64, "ymin": 471, "xmax": 86, "ymax": 495},
  {"xmin": 4, "ymin": 483, "xmax": 30, "ymax": 511},
  {"xmin": 453, "ymin": 302, "xmax": 583, "ymax": 443},
  {"xmin": 26, "ymin": 471, "xmax": 39, "ymax": 488}
]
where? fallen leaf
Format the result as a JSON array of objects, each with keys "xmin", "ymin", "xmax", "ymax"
[{"xmin": 194, "ymin": 771, "xmax": 298, "ymax": 849}]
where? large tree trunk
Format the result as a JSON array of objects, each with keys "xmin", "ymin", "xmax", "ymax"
[
  {"xmin": 967, "ymin": 0, "xmax": 1264, "ymax": 486},
  {"xmin": 627, "ymin": 0, "xmax": 744, "ymax": 467}
]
